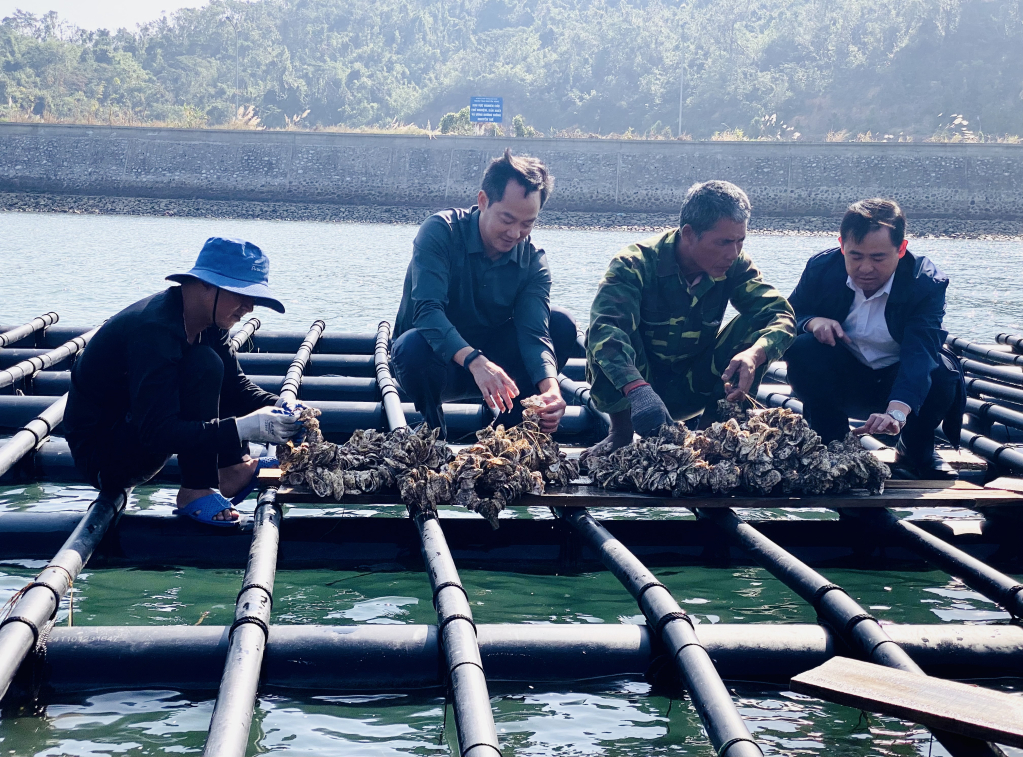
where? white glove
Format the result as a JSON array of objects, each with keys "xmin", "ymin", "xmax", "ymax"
[
  {"xmin": 275, "ymin": 397, "xmax": 308, "ymax": 412},
  {"xmin": 236, "ymin": 406, "xmax": 300, "ymax": 444}
]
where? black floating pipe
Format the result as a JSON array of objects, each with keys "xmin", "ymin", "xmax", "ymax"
[
  {"xmin": 966, "ymin": 397, "xmax": 1023, "ymax": 433},
  {"xmin": 278, "ymin": 320, "xmax": 326, "ymax": 403},
  {"xmin": 0, "ymin": 328, "xmax": 97, "ymax": 390},
  {"xmin": 0, "ymin": 312, "xmax": 58, "ymax": 349},
  {"xmin": 765, "ymin": 362, "xmax": 787, "ymax": 383},
  {"xmin": 699, "ymin": 507, "xmax": 1006, "ymax": 757},
  {"xmin": 29, "ymin": 372, "xmax": 382, "ymax": 401},
  {"xmin": 9, "ymin": 623, "xmax": 1023, "ymax": 698},
  {"xmin": 416, "ymin": 515, "xmax": 502, "ymax": 757},
  {"xmin": 850, "ymin": 508, "xmax": 1023, "ymax": 619},
  {"xmin": 562, "ymin": 357, "xmax": 586, "ymax": 382},
  {"xmin": 227, "ymin": 317, "xmax": 260, "ymax": 353},
  {"xmin": 374, "ymin": 320, "xmax": 501, "ymax": 757},
  {"xmin": 250, "ymin": 330, "xmax": 376, "ymax": 355},
  {"xmin": 962, "ymin": 359, "xmax": 1023, "ymax": 387},
  {"xmin": 237, "ymin": 352, "xmax": 375, "ymax": 377},
  {"xmin": 966, "ymin": 377, "xmax": 1023, "ymax": 407},
  {"xmin": 960, "ymin": 428, "xmax": 1023, "ymax": 474},
  {"xmin": 0, "ymin": 488, "xmax": 127, "ymax": 701},
  {"xmin": 0, "ymin": 394, "xmax": 66, "ymax": 479},
  {"xmin": 996, "ymin": 334, "xmax": 1023, "ymax": 354},
  {"xmin": 558, "ymin": 375, "xmax": 610, "ymax": 437},
  {"xmin": 558, "ymin": 508, "xmax": 762, "ymax": 757},
  {"xmin": 202, "ymin": 489, "xmax": 283, "ymax": 757},
  {"xmin": 374, "ymin": 321, "xmax": 405, "ymax": 431},
  {"xmin": 947, "ymin": 336, "xmax": 1023, "ymax": 368}
]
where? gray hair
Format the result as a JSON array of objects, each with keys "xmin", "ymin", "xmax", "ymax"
[{"xmin": 679, "ymin": 180, "xmax": 751, "ymax": 236}]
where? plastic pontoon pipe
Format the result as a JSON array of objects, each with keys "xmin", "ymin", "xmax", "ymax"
[
  {"xmin": 13, "ymin": 623, "xmax": 1023, "ymax": 697},
  {"xmin": 960, "ymin": 428, "xmax": 1023, "ymax": 474},
  {"xmin": 0, "ymin": 328, "xmax": 97, "ymax": 390},
  {"xmin": 0, "ymin": 394, "xmax": 66, "ymax": 479},
  {"xmin": 374, "ymin": 322, "xmax": 502, "ymax": 757},
  {"xmin": 699, "ymin": 507, "xmax": 1006, "ymax": 757},
  {"xmin": 559, "ymin": 508, "xmax": 763, "ymax": 757},
  {"xmin": 961, "ymin": 359, "xmax": 1023, "ymax": 387},
  {"xmin": 850, "ymin": 508, "xmax": 1023, "ymax": 619},
  {"xmin": 374, "ymin": 321, "xmax": 405, "ymax": 431},
  {"xmin": 558, "ymin": 375, "xmax": 610, "ymax": 436},
  {"xmin": 0, "ymin": 312, "xmax": 58, "ymax": 349},
  {"xmin": 202, "ymin": 489, "xmax": 283, "ymax": 757},
  {"xmin": 228, "ymin": 317, "xmax": 260, "ymax": 352},
  {"xmin": 237, "ymin": 352, "xmax": 374, "ymax": 377},
  {"xmin": 278, "ymin": 320, "xmax": 326, "ymax": 403},
  {"xmin": 29, "ymin": 372, "xmax": 382, "ymax": 401},
  {"xmin": 966, "ymin": 397, "xmax": 1023, "ymax": 433},
  {"xmin": 0, "ymin": 488, "xmax": 127, "ymax": 701},
  {"xmin": 996, "ymin": 334, "xmax": 1023, "ymax": 354},
  {"xmin": 966, "ymin": 377, "xmax": 1023, "ymax": 407},
  {"xmin": 948, "ymin": 336, "xmax": 1023, "ymax": 368}
]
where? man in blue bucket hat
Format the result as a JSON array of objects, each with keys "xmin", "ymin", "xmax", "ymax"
[{"xmin": 64, "ymin": 237, "xmax": 300, "ymax": 527}]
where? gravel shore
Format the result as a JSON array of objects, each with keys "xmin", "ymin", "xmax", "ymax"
[{"xmin": 2, "ymin": 191, "xmax": 1021, "ymax": 240}]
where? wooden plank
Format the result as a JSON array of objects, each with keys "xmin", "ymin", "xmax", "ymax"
[
  {"xmin": 873, "ymin": 448, "xmax": 986, "ymax": 471},
  {"xmin": 986, "ymin": 477, "xmax": 1023, "ymax": 494},
  {"xmin": 270, "ymin": 478, "xmax": 1023, "ymax": 508},
  {"xmin": 790, "ymin": 656, "xmax": 1023, "ymax": 748}
]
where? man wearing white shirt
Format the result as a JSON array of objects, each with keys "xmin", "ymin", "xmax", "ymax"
[{"xmin": 785, "ymin": 199, "xmax": 964, "ymax": 479}]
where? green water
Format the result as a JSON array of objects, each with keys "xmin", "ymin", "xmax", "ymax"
[{"xmin": 0, "ymin": 481, "xmax": 1020, "ymax": 756}]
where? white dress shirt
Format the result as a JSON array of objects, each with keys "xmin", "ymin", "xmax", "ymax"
[{"xmin": 841, "ymin": 274, "xmax": 901, "ymax": 369}]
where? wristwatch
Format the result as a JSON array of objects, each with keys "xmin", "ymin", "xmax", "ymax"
[{"xmin": 886, "ymin": 409, "xmax": 907, "ymax": 427}]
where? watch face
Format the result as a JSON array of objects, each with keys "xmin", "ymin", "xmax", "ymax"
[{"xmin": 889, "ymin": 410, "xmax": 907, "ymax": 423}]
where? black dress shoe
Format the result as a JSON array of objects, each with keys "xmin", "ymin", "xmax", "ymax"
[{"xmin": 893, "ymin": 444, "xmax": 958, "ymax": 480}]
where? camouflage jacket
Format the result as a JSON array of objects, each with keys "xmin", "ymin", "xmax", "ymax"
[{"xmin": 587, "ymin": 228, "xmax": 796, "ymax": 390}]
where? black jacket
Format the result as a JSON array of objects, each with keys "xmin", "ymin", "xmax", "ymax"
[
  {"xmin": 788, "ymin": 248, "xmax": 965, "ymax": 443},
  {"xmin": 64, "ymin": 287, "xmax": 277, "ymax": 459}
]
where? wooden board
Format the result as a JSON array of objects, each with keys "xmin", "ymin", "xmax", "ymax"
[
  {"xmin": 873, "ymin": 448, "xmax": 987, "ymax": 471},
  {"xmin": 791, "ymin": 657, "xmax": 1023, "ymax": 748},
  {"xmin": 259, "ymin": 469, "xmax": 1023, "ymax": 508}
]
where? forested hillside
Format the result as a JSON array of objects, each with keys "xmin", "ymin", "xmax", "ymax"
[{"xmin": 1, "ymin": 0, "xmax": 1021, "ymax": 140}]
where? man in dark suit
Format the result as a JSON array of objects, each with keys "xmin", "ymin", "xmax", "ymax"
[{"xmin": 786, "ymin": 198, "xmax": 964, "ymax": 479}]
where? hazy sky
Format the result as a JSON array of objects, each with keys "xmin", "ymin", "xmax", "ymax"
[{"xmin": 0, "ymin": 0, "xmax": 209, "ymax": 31}]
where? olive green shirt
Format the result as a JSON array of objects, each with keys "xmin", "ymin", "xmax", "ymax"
[{"xmin": 587, "ymin": 228, "xmax": 795, "ymax": 391}]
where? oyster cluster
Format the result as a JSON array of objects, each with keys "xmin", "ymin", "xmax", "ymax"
[
  {"xmin": 277, "ymin": 398, "xmax": 578, "ymax": 528},
  {"xmin": 277, "ymin": 406, "xmax": 452, "ymax": 499},
  {"xmin": 401, "ymin": 398, "xmax": 579, "ymax": 527},
  {"xmin": 587, "ymin": 402, "xmax": 889, "ymax": 498}
]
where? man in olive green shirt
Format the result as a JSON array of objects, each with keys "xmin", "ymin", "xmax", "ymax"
[{"xmin": 586, "ymin": 180, "xmax": 795, "ymax": 452}]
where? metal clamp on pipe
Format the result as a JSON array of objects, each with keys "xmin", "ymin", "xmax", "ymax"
[
  {"xmin": 698, "ymin": 506, "xmax": 1007, "ymax": 757},
  {"xmin": 0, "ymin": 487, "xmax": 126, "ymax": 701},
  {"xmin": 557, "ymin": 507, "xmax": 763, "ymax": 757},
  {"xmin": 960, "ymin": 428, "xmax": 1023, "ymax": 474},
  {"xmin": 0, "ymin": 312, "xmax": 59, "ymax": 349}
]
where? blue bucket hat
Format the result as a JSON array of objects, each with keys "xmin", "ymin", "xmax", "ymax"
[{"xmin": 167, "ymin": 237, "xmax": 285, "ymax": 313}]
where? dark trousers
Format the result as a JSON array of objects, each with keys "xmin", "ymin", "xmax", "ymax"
[
  {"xmin": 71, "ymin": 345, "xmax": 247, "ymax": 492},
  {"xmin": 785, "ymin": 333, "xmax": 958, "ymax": 458},
  {"xmin": 391, "ymin": 306, "xmax": 582, "ymax": 439}
]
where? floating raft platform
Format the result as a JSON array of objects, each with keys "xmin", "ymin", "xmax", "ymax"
[{"xmin": 3, "ymin": 316, "xmax": 1023, "ymax": 756}]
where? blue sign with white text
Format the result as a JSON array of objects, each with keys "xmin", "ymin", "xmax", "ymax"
[{"xmin": 470, "ymin": 97, "xmax": 503, "ymax": 123}]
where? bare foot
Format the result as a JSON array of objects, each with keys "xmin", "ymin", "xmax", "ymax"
[
  {"xmin": 177, "ymin": 488, "xmax": 239, "ymax": 522},
  {"xmin": 218, "ymin": 458, "xmax": 258, "ymax": 499}
]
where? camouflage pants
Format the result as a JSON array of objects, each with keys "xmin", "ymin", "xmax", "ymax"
[{"xmin": 587, "ymin": 312, "xmax": 768, "ymax": 421}]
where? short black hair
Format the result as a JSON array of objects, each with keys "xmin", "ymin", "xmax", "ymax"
[
  {"xmin": 481, "ymin": 149, "xmax": 553, "ymax": 208},
  {"xmin": 840, "ymin": 198, "xmax": 906, "ymax": 247},
  {"xmin": 679, "ymin": 180, "xmax": 751, "ymax": 236}
]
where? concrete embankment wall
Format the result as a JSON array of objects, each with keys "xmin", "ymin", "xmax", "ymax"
[{"xmin": 1, "ymin": 123, "xmax": 1021, "ymax": 219}]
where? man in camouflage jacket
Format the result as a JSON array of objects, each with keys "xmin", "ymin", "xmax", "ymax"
[{"xmin": 586, "ymin": 180, "xmax": 796, "ymax": 453}]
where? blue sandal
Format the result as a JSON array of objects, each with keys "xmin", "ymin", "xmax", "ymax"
[
  {"xmin": 173, "ymin": 492, "xmax": 240, "ymax": 528},
  {"xmin": 229, "ymin": 456, "xmax": 279, "ymax": 505}
]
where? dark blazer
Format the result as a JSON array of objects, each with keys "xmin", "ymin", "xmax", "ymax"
[{"xmin": 788, "ymin": 248, "xmax": 965, "ymax": 442}]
